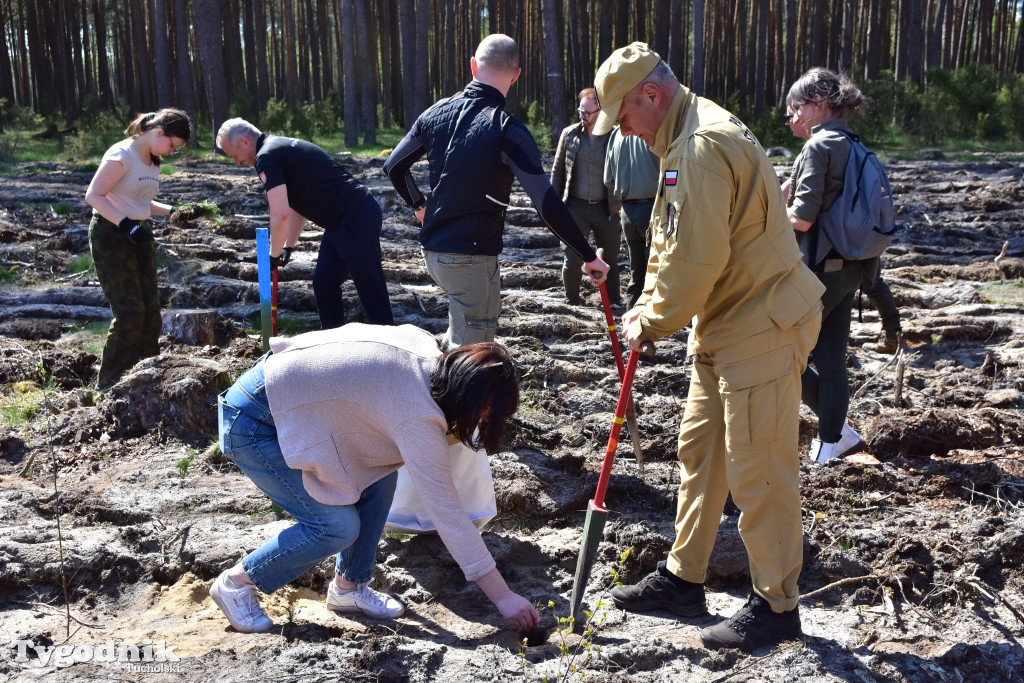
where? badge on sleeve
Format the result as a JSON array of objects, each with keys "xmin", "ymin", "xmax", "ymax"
[
  {"xmin": 665, "ymin": 170, "xmax": 678, "ymax": 186},
  {"xmin": 666, "ymin": 203, "xmax": 676, "ymax": 237},
  {"xmin": 258, "ymin": 171, "xmax": 267, "ymax": 185}
]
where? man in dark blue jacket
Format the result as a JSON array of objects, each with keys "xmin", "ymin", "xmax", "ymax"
[
  {"xmin": 217, "ymin": 118, "xmax": 394, "ymax": 329},
  {"xmin": 384, "ymin": 34, "xmax": 608, "ymax": 348}
]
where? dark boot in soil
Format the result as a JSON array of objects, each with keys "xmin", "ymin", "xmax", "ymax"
[
  {"xmin": 610, "ymin": 560, "xmax": 707, "ymax": 617},
  {"xmin": 699, "ymin": 594, "xmax": 802, "ymax": 652},
  {"xmin": 864, "ymin": 330, "xmax": 900, "ymax": 354}
]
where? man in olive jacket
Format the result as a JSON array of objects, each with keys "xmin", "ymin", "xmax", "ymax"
[
  {"xmin": 593, "ymin": 43, "xmax": 825, "ymax": 653},
  {"xmin": 550, "ymin": 87, "xmax": 622, "ymax": 305}
]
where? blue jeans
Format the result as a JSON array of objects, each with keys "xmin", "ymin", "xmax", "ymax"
[{"xmin": 218, "ymin": 355, "xmax": 397, "ymax": 592}]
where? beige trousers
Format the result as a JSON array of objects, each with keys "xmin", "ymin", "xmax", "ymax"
[{"xmin": 666, "ymin": 308, "xmax": 821, "ymax": 613}]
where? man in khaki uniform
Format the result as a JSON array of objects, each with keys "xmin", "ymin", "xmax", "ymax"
[{"xmin": 592, "ymin": 43, "xmax": 825, "ymax": 652}]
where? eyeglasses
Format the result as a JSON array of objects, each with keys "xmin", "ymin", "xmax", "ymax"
[
  {"xmin": 781, "ymin": 114, "xmax": 794, "ymax": 124},
  {"xmin": 163, "ymin": 131, "xmax": 184, "ymax": 155},
  {"xmin": 578, "ymin": 108, "xmax": 600, "ymax": 117}
]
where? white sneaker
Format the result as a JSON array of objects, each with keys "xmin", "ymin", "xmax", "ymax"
[
  {"xmin": 836, "ymin": 423, "xmax": 865, "ymax": 457},
  {"xmin": 809, "ymin": 438, "xmax": 840, "ymax": 464},
  {"xmin": 326, "ymin": 580, "xmax": 405, "ymax": 619},
  {"xmin": 210, "ymin": 571, "xmax": 274, "ymax": 633}
]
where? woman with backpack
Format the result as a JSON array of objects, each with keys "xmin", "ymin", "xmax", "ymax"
[{"xmin": 784, "ymin": 68, "xmax": 868, "ymax": 464}]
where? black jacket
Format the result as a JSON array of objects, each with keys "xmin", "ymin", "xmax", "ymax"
[{"xmin": 384, "ymin": 81, "xmax": 596, "ymax": 261}]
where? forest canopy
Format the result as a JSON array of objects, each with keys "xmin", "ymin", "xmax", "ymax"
[{"xmin": 4, "ymin": 0, "xmax": 1024, "ymax": 149}]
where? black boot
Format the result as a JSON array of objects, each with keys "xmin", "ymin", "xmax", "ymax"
[
  {"xmin": 699, "ymin": 593, "xmax": 802, "ymax": 652},
  {"xmin": 609, "ymin": 561, "xmax": 707, "ymax": 617}
]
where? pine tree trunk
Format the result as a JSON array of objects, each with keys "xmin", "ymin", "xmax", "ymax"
[
  {"xmin": 253, "ymin": 0, "xmax": 270, "ymax": 112},
  {"xmin": 192, "ymin": 0, "xmax": 230, "ymax": 149},
  {"xmin": 354, "ymin": 0, "xmax": 376, "ymax": 144},
  {"xmin": 172, "ymin": 0, "xmax": 195, "ymax": 117},
  {"xmin": 399, "ymin": 0, "xmax": 417, "ymax": 128},
  {"xmin": 541, "ymin": 0, "xmax": 566, "ymax": 146},
  {"xmin": 93, "ymin": 0, "xmax": 112, "ymax": 108},
  {"xmin": 152, "ymin": 0, "xmax": 172, "ymax": 108},
  {"xmin": 341, "ymin": 0, "xmax": 359, "ymax": 148}
]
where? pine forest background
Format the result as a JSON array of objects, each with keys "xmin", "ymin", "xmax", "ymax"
[{"xmin": 5, "ymin": 0, "xmax": 1024, "ymax": 154}]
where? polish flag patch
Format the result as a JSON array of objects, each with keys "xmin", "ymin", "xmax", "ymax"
[
  {"xmin": 258, "ymin": 171, "xmax": 267, "ymax": 185},
  {"xmin": 665, "ymin": 170, "xmax": 678, "ymax": 186}
]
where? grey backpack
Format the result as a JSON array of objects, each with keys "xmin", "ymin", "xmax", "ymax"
[{"xmin": 814, "ymin": 130, "xmax": 896, "ymax": 262}]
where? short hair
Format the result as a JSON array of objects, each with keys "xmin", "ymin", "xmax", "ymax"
[
  {"xmin": 578, "ymin": 87, "xmax": 597, "ymax": 103},
  {"xmin": 430, "ymin": 342, "xmax": 519, "ymax": 453},
  {"xmin": 788, "ymin": 68, "xmax": 867, "ymax": 115},
  {"xmin": 641, "ymin": 61, "xmax": 677, "ymax": 90},
  {"xmin": 474, "ymin": 34, "xmax": 520, "ymax": 74},
  {"xmin": 217, "ymin": 117, "xmax": 262, "ymax": 149}
]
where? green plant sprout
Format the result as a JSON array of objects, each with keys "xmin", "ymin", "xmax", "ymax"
[
  {"xmin": 176, "ymin": 449, "xmax": 196, "ymax": 477},
  {"xmin": 520, "ymin": 547, "xmax": 633, "ymax": 682}
]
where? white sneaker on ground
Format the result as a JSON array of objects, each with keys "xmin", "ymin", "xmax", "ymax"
[
  {"xmin": 836, "ymin": 423, "xmax": 865, "ymax": 457},
  {"xmin": 809, "ymin": 439, "xmax": 840, "ymax": 464},
  {"xmin": 326, "ymin": 580, "xmax": 406, "ymax": 619},
  {"xmin": 210, "ymin": 571, "xmax": 274, "ymax": 633}
]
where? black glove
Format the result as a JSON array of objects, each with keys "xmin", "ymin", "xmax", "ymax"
[
  {"xmin": 116, "ymin": 217, "xmax": 154, "ymax": 244},
  {"xmin": 269, "ymin": 246, "xmax": 292, "ymax": 269}
]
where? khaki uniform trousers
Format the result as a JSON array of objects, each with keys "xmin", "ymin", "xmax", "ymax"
[{"xmin": 666, "ymin": 306, "xmax": 820, "ymax": 613}]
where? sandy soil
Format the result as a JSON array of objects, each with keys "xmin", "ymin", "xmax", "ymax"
[{"xmin": 0, "ymin": 151, "xmax": 1022, "ymax": 682}]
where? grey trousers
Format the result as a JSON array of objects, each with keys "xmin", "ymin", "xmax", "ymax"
[{"xmin": 423, "ymin": 250, "xmax": 499, "ymax": 349}]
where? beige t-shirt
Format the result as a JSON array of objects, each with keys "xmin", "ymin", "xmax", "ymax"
[{"xmin": 101, "ymin": 138, "xmax": 160, "ymax": 220}]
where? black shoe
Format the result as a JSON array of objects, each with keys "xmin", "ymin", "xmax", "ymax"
[
  {"xmin": 699, "ymin": 594, "xmax": 802, "ymax": 652},
  {"xmin": 610, "ymin": 561, "xmax": 707, "ymax": 617}
]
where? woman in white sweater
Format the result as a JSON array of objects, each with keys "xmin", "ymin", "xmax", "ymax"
[{"xmin": 211, "ymin": 323, "xmax": 540, "ymax": 633}]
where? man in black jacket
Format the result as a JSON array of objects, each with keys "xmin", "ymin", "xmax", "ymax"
[{"xmin": 383, "ymin": 34, "xmax": 608, "ymax": 348}]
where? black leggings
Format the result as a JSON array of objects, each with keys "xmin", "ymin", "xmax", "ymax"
[{"xmin": 801, "ymin": 259, "xmax": 863, "ymax": 442}]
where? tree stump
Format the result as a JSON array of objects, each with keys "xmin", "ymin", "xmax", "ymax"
[{"xmin": 161, "ymin": 309, "xmax": 219, "ymax": 346}]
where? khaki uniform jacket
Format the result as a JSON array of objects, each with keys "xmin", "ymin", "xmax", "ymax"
[{"xmin": 629, "ymin": 85, "xmax": 824, "ymax": 356}]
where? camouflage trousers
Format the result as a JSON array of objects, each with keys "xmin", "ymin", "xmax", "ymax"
[{"xmin": 89, "ymin": 214, "xmax": 161, "ymax": 389}]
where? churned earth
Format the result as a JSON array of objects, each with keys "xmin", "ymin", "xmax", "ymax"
[{"xmin": 0, "ymin": 149, "xmax": 1022, "ymax": 682}]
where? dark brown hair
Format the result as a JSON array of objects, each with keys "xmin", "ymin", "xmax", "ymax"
[
  {"xmin": 430, "ymin": 342, "xmax": 519, "ymax": 453},
  {"xmin": 125, "ymin": 108, "xmax": 194, "ymax": 165},
  {"xmin": 787, "ymin": 68, "xmax": 867, "ymax": 117}
]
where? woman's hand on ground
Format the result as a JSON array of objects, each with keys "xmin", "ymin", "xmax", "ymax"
[{"xmin": 494, "ymin": 591, "xmax": 540, "ymax": 630}]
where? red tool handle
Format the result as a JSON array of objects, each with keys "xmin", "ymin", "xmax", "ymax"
[
  {"xmin": 271, "ymin": 268, "xmax": 279, "ymax": 336},
  {"xmin": 599, "ymin": 282, "xmax": 626, "ymax": 378},
  {"xmin": 593, "ymin": 349, "xmax": 639, "ymax": 509}
]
